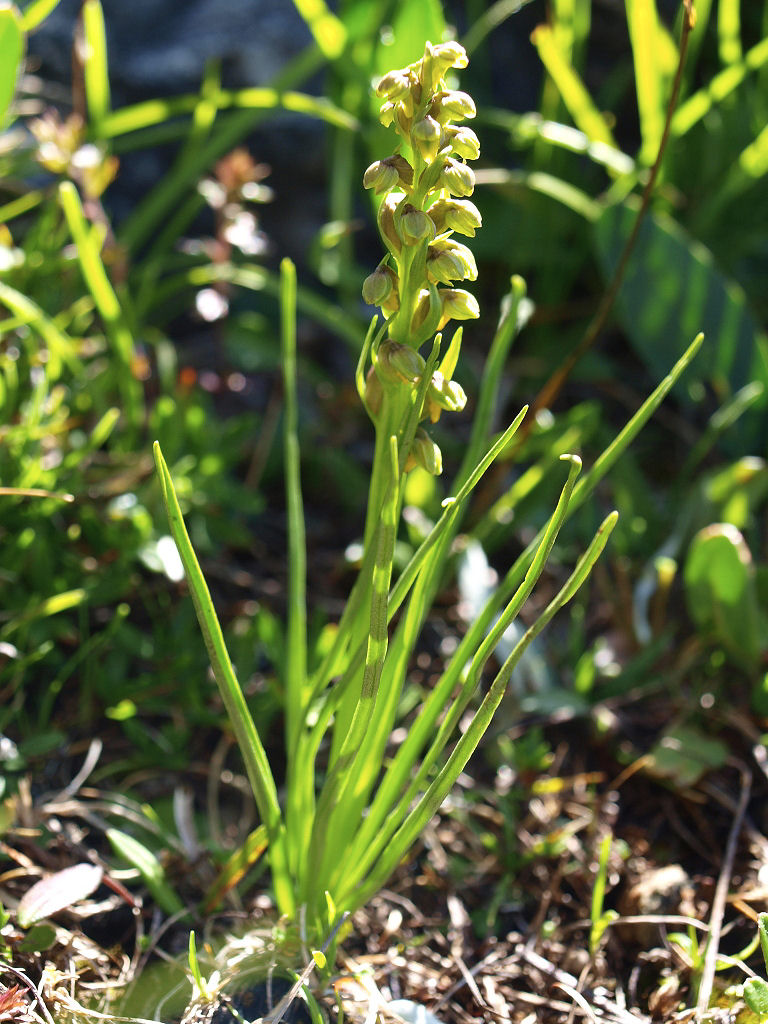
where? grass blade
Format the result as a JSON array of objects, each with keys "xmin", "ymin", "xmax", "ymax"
[
  {"xmin": 58, "ymin": 181, "xmax": 140, "ymax": 428},
  {"xmin": 717, "ymin": 0, "xmax": 742, "ymax": 66},
  {"xmin": 531, "ymin": 23, "xmax": 616, "ymax": 148},
  {"xmin": 0, "ymin": 5, "xmax": 24, "ymax": 129},
  {"xmin": 152, "ymin": 442, "xmax": 294, "ymax": 918},
  {"xmin": 19, "ymin": 0, "xmax": 62, "ymax": 31},
  {"xmin": 672, "ymin": 36, "xmax": 768, "ymax": 137},
  {"xmin": 281, "ymin": 258, "xmax": 311, "ymax": 880},
  {"xmin": 290, "ymin": 0, "xmax": 346, "ymax": 59},
  {"xmin": 80, "ymin": 0, "xmax": 111, "ymax": 134}
]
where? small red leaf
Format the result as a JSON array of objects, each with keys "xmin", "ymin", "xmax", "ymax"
[{"xmin": 17, "ymin": 863, "xmax": 103, "ymax": 927}]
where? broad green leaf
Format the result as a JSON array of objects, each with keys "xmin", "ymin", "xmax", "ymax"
[
  {"xmin": 0, "ymin": 4, "xmax": 24, "ymax": 129},
  {"xmin": 684, "ymin": 523, "xmax": 762, "ymax": 672},
  {"xmin": 647, "ymin": 725, "xmax": 728, "ymax": 788},
  {"xmin": 744, "ymin": 978, "xmax": 768, "ymax": 1016},
  {"xmin": 593, "ymin": 200, "xmax": 768, "ymax": 448}
]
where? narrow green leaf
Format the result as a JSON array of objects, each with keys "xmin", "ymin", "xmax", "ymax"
[
  {"xmin": 290, "ymin": 0, "xmax": 346, "ymax": 59},
  {"xmin": 717, "ymin": 0, "xmax": 741, "ymax": 66},
  {"xmin": 152, "ymin": 442, "xmax": 294, "ymax": 918},
  {"xmin": 100, "ymin": 87, "xmax": 357, "ymax": 140},
  {"xmin": 19, "ymin": 0, "xmax": 61, "ymax": 31},
  {"xmin": 106, "ymin": 828, "xmax": 185, "ymax": 917},
  {"xmin": 203, "ymin": 826, "xmax": 267, "ymax": 913},
  {"xmin": 625, "ymin": 0, "xmax": 667, "ymax": 165},
  {"xmin": 0, "ymin": 4, "xmax": 24, "ymax": 129},
  {"xmin": 58, "ymin": 181, "xmax": 141, "ymax": 426},
  {"xmin": 531, "ymin": 23, "xmax": 616, "ymax": 148},
  {"xmin": 281, "ymin": 257, "xmax": 311, "ymax": 881},
  {"xmin": 81, "ymin": 0, "xmax": 111, "ymax": 132},
  {"xmin": 672, "ymin": 36, "xmax": 768, "ymax": 137},
  {"xmin": 758, "ymin": 912, "xmax": 768, "ymax": 973}
]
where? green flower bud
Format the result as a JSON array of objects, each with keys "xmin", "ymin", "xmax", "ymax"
[
  {"xmin": 439, "ymin": 158, "xmax": 475, "ymax": 197},
  {"xmin": 362, "ymin": 264, "xmax": 398, "ymax": 307},
  {"xmin": 427, "ymin": 239, "xmax": 477, "ymax": 283},
  {"xmin": 363, "ymin": 155, "xmax": 413, "ymax": 194},
  {"xmin": 430, "ymin": 90, "xmax": 477, "ymax": 124},
  {"xmin": 411, "ymin": 115, "xmax": 441, "ymax": 161},
  {"xmin": 426, "ymin": 370, "xmax": 467, "ymax": 421},
  {"xmin": 444, "ymin": 125, "xmax": 480, "ymax": 160},
  {"xmin": 428, "ymin": 198, "xmax": 482, "ymax": 237},
  {"xmin": 376, "ymin": 340, "xmax": 426, "ymax": 384},
  {"xmin": 376, "ymin": 69, "xmax": 412, "ymax": 100},
  {"xmin": 399, "ymin": 204, "xmax": 436, "ymax": 244},
  {"xmin": 439, "ymin": 288, "xmax": 480, "ymax": 325},
  {"xmin": 406, "ymin": 428, "xmax": 443, "ymax": 476},
  {"xmin": 363, "ymin": 159, "xmax": 399, "ymax": 194}
]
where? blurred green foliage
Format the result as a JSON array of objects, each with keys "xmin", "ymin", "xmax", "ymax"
[{"xmin": 0, "ymin": 0, "xmax": 766, "ymax": 804}]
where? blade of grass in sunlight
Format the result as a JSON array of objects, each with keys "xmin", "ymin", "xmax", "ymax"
[
  {"xmin": 672, "ymin": 36, "xmax": 768, "ymax": 136},
  {"xmin": 58, "ymin": 181, "xmax": 141, "ymax": 428},
  {"xmin": 1, "ymin": 589, "xmax": 87, "ymax": 639},
  {"xmin": 290, "ymin": 0, "xmax": 346, "ymax": 60},
  {"xmin": 203, "ymin": 826, "xmax": 268, "ymax": 914},
  {"xmin": 19, "ymin": 0, "xmax": 62, "ymax": 31},
  {"xmin": 531, "ymin": 23, "xmax": 616, "ymax": 149},
  {"xmin": 152, "ymin": 442, "xmax": 295, "ymax": 919},
  {"xmin": 81, "ymin": 0, "xmax": 111, "ymax": 134},
  {"xmin": 281, "ymin": 258, "xmax": 311, "ymax": 881},
  {"xmin": 625, "ymin": 0, "xmax": 669, "ymax": 165},
  {"xmin": 0, "ymin": 189, "xmax": 45, "ymax": 223},
  {"xmin": 717, "ymin": 0, "xmax": 742, "ymax": 66},
  {"xmin": 0, "ymin": 5, "xmax": 23, "ymax": 129},
  {"xmin": 98, "ymin": 88, "xmax": 358, "ymax": 140}
]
